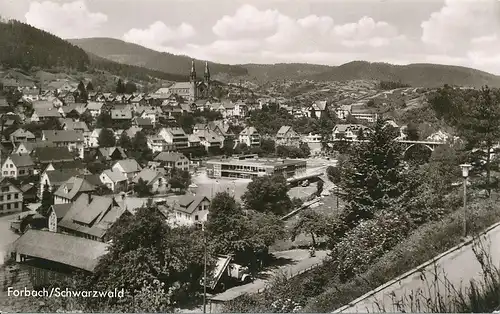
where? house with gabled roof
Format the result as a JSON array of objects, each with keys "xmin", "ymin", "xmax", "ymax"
[
  {"xmin": 132, "ymin": 168, "xmax": 169, "ymax": 194},
  {"xmin": 59, "ymin": 103, "xmax": 86, "ymax": 118},
  {"xmin": 54, "ymin": 176, "xmax": 96, "ymax": 204},
  {"xmin": 2, "ymin": 154, "xmax": 35, "ymax": 179},
  {"xmin": 11, "ymin": 229, "xmax": 109, "ymax": 272},
  {"xmin": 307, "ymin": 100, "xmax": 329, "ymax": 119},
  {"xmin": 100, "ymin": 169, "xmax": 128, "ymax": 192},
  {"xmin": 9, "ymin": 128, "xmax": 35, "ymax": 144},
  {"xmin": 133, "ymin": 117, "xmax": 154, "ymax": 129},
  {"xmin": 332, "ymin": 124, "xmax": 370, "ymax": 141},
  {"xmin": 31, "ymin": 146, "xmax": 74, "ymax": 166},
  {"xmin": 97, "ymin": 147, "xmax": 127, "ymax": 161},
  {"xmin": 42, "ymin": 130, "xmax": 84, "ymax": 159},
  {"xmin": 15, "ymin": 141, "xmax": 56, "ymax": 155},
  {"xmin": 112, "ymin": 159, "xmax": 142, "ymax": 181},
  {"xmin": 154, "ymin": 152, "xmax": 190, "ymax": 171},
  {"xmin": 0, "ymin": 178, "xmax": 23, "ymax": 214},
  {"xmin": 31, "ymin": 107, "xmax": 61, "ymax": 122},
  {"xmin": 276, "ymin": 125, "xmax": 301, "ymax": 147},
  {"xmin": 239, "ymin": 127, "xmax": 261, "ymax": 147},
  {"xmin": 86, "ymin": 101, "xmax": 104, "ymax": 117},
  {"xmin": 56, "ymin": 193, "xmax": 131, "ymax": 242},
  {"xmin": 171, "ymin": 194, "xmax": 211, "ymax": 226},
  {"xmin": 39, "ymin": 168, "xmax": 82, "ymax": 198},
  {"xmin": 195, "ymin": 129, "xmax": 223, "ymax": 151}
]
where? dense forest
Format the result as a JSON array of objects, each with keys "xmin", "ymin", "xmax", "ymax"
[
  {"xmin": 0, "ymin": 20, "xmax": 89, "ymax": 71},
  {"xmin": 0, "ymin": 19, "xmax": 187, "ymax": 83}
]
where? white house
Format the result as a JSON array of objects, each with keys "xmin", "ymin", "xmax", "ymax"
[
  {"xmin": 100, "ymin": 169, "xmax": 128, "ymax": 192},
  {"xmin": 171, "ymin": 195, "xmax": 211, "ymax": 226},
  {"xmin": 158, "ymin": 127, "xmax": 189, "ymax": 149},
  {"xmin": 239, "ymin": 127, "xmax": 261, "ymax": 147},
  {"xmin": 1, "ymin": 154, "xmax": 35, "ymax": 179},
  {"xmin": 87, "ymin": 129, "xmax": 102, "ymax": 148},
  {"xmin": 112, "ymin": 159, "xmax": 142, "ymax": 182},
  {"xmin": 86, "ymin": 101, "xmax": 104, "ymax": 117}
]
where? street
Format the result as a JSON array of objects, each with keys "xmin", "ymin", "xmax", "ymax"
[{"xmin": 0, "ymin": 213, "xmax": 20, "ymax": 265}]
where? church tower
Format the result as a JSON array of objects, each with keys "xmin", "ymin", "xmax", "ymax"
[
  {"xmin": 204, "ymin": 61, "xmax": 211, "ymax": 98},
  {"xmin": 189, "ymin": 60, "xmax": 197, "ymax": 101}
]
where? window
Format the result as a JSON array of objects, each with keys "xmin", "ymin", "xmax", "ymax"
[
  {"xmin": 195, "ymin": 215, "xmax": 199, "ymax": 221},
  {"xmin": 14, "ymin": 203, "xmax": 18, "ymax": 208},
  {"xmin": 19, "ymin": 169, "xmax": 25, "ymax": 175},
  {"xmin": 10, "ymin": 171, "xmax": 14, "ymax": 175},
  {"xmin": 1, "ymin": 186, "xmax": 8, "ymax": 192},
  {"xmin": 7, "ymin": 194, "xmax": 11, "ymax": 200},
  {"xmin": 7, "ymin": 204, "xmax": 10, "ymax": 209},
  {"xmin": 2, "ymin": 172, "xmax": 6, "ymax": 175},
  {"xmin": 15, "ymin": 193, "xmax": 18, "ymax": 199}
]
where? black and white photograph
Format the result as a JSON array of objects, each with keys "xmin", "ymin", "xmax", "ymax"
[{"xmin": 0, "ymin": 0, "xmax": 500, "ymax": 312}]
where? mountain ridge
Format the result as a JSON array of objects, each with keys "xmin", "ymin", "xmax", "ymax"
[{"xmin": 70, "ymin": 37, "xmax": 500, "ymax": 88}]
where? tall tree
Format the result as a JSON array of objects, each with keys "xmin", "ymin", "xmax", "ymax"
[
  {"xmin": 77, "ymin": 80, "xmax": 88, "ymax": 102},
  {"xmin": 242, "ymin": 173, "xmax": 292, "ymax": 216},
  {"xmin": 457, "ymin": 86, "xmax": 500, "ymax": 196},
  {"xmin": 86, "ymin": 81, "xmax": 94, "ymax": 91},
  {"xmin": 405, "ymin": 122, "xmax": 420, "ymax": 141},
  {"xmin": 125, "ymin": 81, "xmax": 137, "ymax": 94},
  {"xmin": 116, "ymin": 79, "xmax": 125, "ymax": 94},
  {"xmin": 39, "ymin": 183, "xmax": 54, "ymax": 217},
  {"xmin": 98, "ymin": 128, "xmax": 116, "ymax": 147},
  {"xmin": 339, "ymin": 118, "xmax": 406, "ymax": 229},
  {"xmin": 118, "ymin": 131, "xmax": 132, "ymax": 150}
]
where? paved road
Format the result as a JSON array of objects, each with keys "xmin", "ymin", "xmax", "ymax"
[
  {"xmin": 179, "ymin": 249, "xmax": 329, "ymax": 313},
  {"xmin": 334, "ymin": 222, "xmax": 500, "ymax": 313},
  {"xmin": 0, "ymin": 213, "xmax": 20, "ymax": 265}
]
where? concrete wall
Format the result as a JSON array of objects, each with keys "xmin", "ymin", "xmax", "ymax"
[{"xmin": 334, "ymin": 221, "xmax": 500, "ymax": 313}]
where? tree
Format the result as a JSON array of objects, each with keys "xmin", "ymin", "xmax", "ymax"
[
  {"xmin": 86, "ymin": 81, "xmax": 94, "ymax": 91},
  {"xmin": 76, "ymin": 206, "xmax": 213, "ymax": 311},
  {"xmin": 80, "ymin": 110, "xmax": 93, "ymax": 126},
  {"xmin": 457, "ymin": 86, "xmax": 500, "ymax": 196},
  {"xmin": 242, "ymin": 173, "xmax": 292, "ymax": 216},
  {"xmin": 299, "ymin": 142, "xmax": 311, "ymax": 158},
  {"xmin": 96, "ymin": 112, "xmax": 113, "ymax": 129},
  {"xmin": 339, "ymin": 118, "xmax": 407, "ymax": 229},
  {"xmin": 326, "ymin": 166, "xmax": 341, "ymax": 184},
  {"xmin": 207, "ymin": 192, "xmax": 285, "ymax": 269},
  {"xmin": 169, "ymin": 168, "xmax": 191, "ymax": 192},
  {"xmin": 77, "ymin": 80, "xmax": 88, "ymax": 102},
  {"xmin": 357, "ymin": 128, "xmax": 365, "ymax": 140},
  {"xmin": 406, "ymin": 122, "xmax": 420, "ymax": 140},
  {"xmin": 39, "ymin": 183, "xmax": 53, "ymax": 217},
  {"xmin": 125, "ymin": 81, "xmax": 137, "ymax": 94},
  {"xmin": 316, "ymin": 180, "xmax": 324, "ymax": 196},
  {"xmin": 98, "ymin": 128, "xmax": 116, "ymax": 147},
  {"xmin": 134, "ymin": 178, "xmax": 152, "ymax": 197},
  {"xmin": 260, "ymin": 138, "xmax": 276, "ymax": 155},
  {"xmin": 291, "ymin": 209, "xmax": 330, "ymax": 247},
  {"xmin": 118, "ymin": 132, "xmax": 132, "ymax": 150},
  {"xmin": 130, "ymin": 131, "xmax": 152, "ymax": 163},
  {"xmin": 116, "ymin": 79, "xmax": 125, "ymax": 94}
]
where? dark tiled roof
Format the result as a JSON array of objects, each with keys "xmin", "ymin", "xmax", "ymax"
[
  {"xmin": 8, "ymin": 154, "xmax": 35, "ymax": 167},
  {"xmin": 175, "ymin": 195, "xmax": 209, "ymax": 214},
  {"xmin": 43, "ymin": 130, "xmax": 84, "ymax": 142},
  {"xmin": 11, "ymin": 229, "xmax": 108, "ymax": 272},
  {"xmin": 33, "ymin": 147, "xmax": 74, "ymax": 163}
]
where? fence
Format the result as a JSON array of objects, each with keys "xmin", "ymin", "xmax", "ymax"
[{"xmin": 255, "ymin": 262, "xmax": 323, "ymax": 294}]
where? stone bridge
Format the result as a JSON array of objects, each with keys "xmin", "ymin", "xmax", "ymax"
[{"xmin": 330, "ymin": 139, "xmax": 446, "ymax": 157}]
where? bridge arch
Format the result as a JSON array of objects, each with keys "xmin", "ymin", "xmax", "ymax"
[{"xmin": 402, "ymin": 143, "xmax": 434, "ymax": 162}]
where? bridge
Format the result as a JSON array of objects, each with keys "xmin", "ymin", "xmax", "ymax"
[
  {"xmin": 287, "ymin": 166, "xmax": 327, "ymax": 185},
  {"xmin": 330, "ymin": 139, "xmax": 446, "ymax": 156}
]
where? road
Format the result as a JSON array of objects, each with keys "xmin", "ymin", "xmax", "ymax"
[
  {"xmin": 334, "ymin": 222, "xmax": 500, "ymax": 313},
  {"xmin": 179, "ymin": 249, "xmax": 329, "ymax": 313},
  {"xmin": 0, "ymin": 213, "xmax": 20, "ymax": 265}
]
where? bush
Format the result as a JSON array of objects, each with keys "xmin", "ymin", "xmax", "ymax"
[
  {"xmin": 329, "ymin": 210, "xmax": 411, "ymax": 281},
  {"xmin": 304, "ymin": 198, "xmax": 500, "ymax": 312}
]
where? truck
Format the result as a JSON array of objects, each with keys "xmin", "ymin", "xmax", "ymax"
[{"xmin": 201, "ymin": 255, "xmax": 253, "ymax": 292}]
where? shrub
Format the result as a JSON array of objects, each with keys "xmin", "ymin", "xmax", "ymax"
[{"xmin": 329, "ymin": 210, "xmax": 411, "ymax": 281}]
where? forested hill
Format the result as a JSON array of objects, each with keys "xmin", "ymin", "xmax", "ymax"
[
  {"xmin": 0, "ymin": 20, "xmax": 188, "ymax": 82},
  {"xmin": 0, "ymin": 20, "xmax": 89, "ymax": 71}
]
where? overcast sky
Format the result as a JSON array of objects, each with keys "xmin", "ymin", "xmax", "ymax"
[{"xmin": 1, "ymin": 0, "xmax": 500, "ymax": 74}]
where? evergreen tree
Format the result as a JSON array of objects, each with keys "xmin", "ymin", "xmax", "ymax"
[
  {"xmin": 116, "ymin": 79, "xmax": 125, "ymax": 94},
  {"xmin": 77, "ymin": 80, "xmax": 88, "ymax": 102},
  {"xmin": 86, "ymin": 81, "xmax": 94, "ymax": 91},
  {"xmin": 125, "ymin": 81, "xmax": 137, "ymax": 94},
  {"xmin": 40, "ymin": 184, "xmax": 54, "ymax": 217},
  {"xmin": 339, "ymin": 118, "xmax": 406, "ymax": 229}
]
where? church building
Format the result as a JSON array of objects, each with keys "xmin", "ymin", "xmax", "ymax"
[{"xmin": 167, "ymin": 60, "xmax": 211, "ymax": 101}]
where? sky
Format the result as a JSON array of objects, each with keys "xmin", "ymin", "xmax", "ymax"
[{"xmin": 1, "ymin": 0, "xmax": 500, "ymax": 74}]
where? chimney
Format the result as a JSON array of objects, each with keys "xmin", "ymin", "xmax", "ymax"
[{"xmin": 88, "ymin": 193, "xmax": 92, "ymax": 204}]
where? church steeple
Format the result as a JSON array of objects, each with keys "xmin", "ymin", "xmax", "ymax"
[
  {"xmin": 204, "ymin": 61, "xmax": 210, "ymax": 84},
  {"xmin": 190, "ymin": 60, "xmax": 196, "ymax": 82}
]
